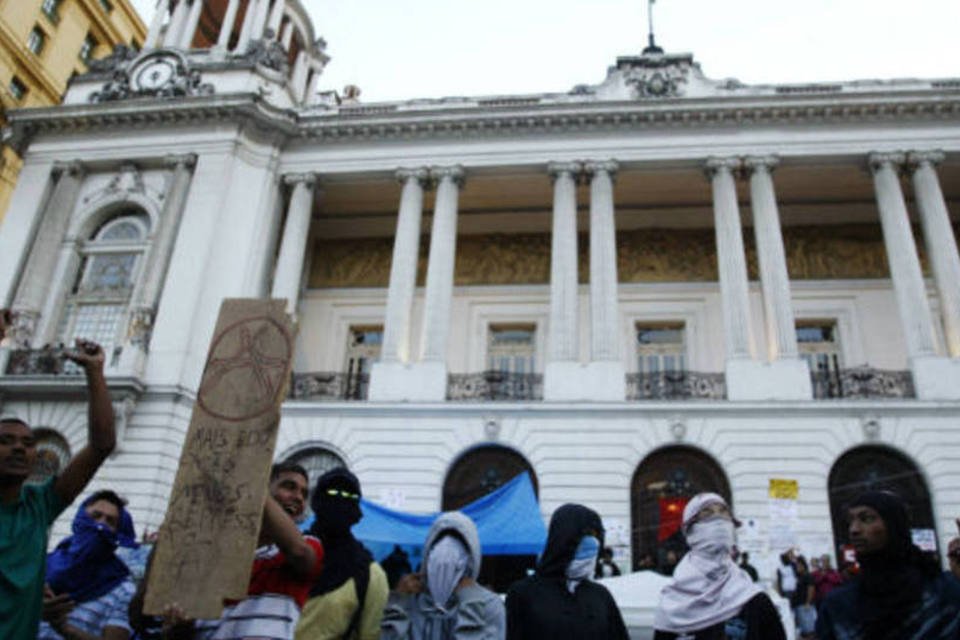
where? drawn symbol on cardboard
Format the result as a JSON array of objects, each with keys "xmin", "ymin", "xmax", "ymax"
[{"xmin": 197, "ymin": 317, "xmax": 292, "ymax": 422}]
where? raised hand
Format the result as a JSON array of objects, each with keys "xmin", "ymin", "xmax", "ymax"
[{"xmin": 64, "ymin": 338, "xmax": 106, "ymax": 373}]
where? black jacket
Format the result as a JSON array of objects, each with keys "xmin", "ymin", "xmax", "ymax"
[
  {"xmin": 652, "ymin": 592, "xmax": 784, "ymax": 640},
  {"xmin": 505, "ymin": 504, "xmax": 629, "ymax": 640}
]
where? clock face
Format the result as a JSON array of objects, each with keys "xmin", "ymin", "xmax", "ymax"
[{"xmin": 134, "ymin": 58, "xmax": 177, "ymax": 91}]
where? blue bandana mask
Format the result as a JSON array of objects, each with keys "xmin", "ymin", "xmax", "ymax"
[{"xmin": 565, "ymin": 535, "xmax": 600, "ymax": 592}]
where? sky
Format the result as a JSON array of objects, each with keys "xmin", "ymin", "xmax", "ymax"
[{"xmin": 129, "ymin": 0, "xmax": 960, "ymax": 103}]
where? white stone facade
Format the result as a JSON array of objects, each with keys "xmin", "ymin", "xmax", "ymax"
[{"xmin": 0, "ymin": 1, "xmax": 958, "ymax": 580}]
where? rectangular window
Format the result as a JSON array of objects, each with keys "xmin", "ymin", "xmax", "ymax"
[
  {"xmin": 79, "ymin": 34, "xmax": 97, "ymax": 63},
  {"xmin": 27, "ymin": 27, "xmax": 46, "ymax": 55},
  {"xmin": 9, "ymin": 76, "xmax": 27, "ymax": 101},
  {"xmin": 487, "ymin": 324, "xmax": 536, "ymax": 375},
  {"xmin": 343, "ymin": 325, "xmax": 382, "ymax": 399},
  {"xmin": 98, "ymin": 0, "xmax": 113, "ymax": 12},
  {"xmin": 635, "ymin": 323, "xmax": 686, "ymax": 375},
  {"xmin": 41, "ymin": 0, "xmax": 60, "ymax": 23},
  {"xmin": 797, "ymin": 321, "xmax": 842, "ymax": 374}
]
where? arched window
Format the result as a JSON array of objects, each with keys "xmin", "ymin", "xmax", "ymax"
[
  {"xmin": 443, "ymin": 445, "xmax": 538, "ymax": 592},
  {"xmin": 27, "ymin": 429, "xmax": 71, "ymax": 485},
  {"xmin": 60, "ymin": 212, "xmax": 150, "ymax": 357},
  {"xmin": 282, "ymin": 445, "xmax": 347, "ymax": 489},
  {"xmin": 828, "ymin": 446, "xmax": 937, "ymax": 557},
  {"xmin": 631, "ymin": 446, "xmax": 731, "ymax": 571}
]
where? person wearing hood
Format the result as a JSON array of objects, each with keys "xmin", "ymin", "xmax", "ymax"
[
  {"xmin": 505, "ymin": 503, "xmax": 628, "ymax": 640},
  {"xmin": 382, "ymin": 511, "xmax": 505, "ymax": 640},
  {"xmin": 817, "ymin": 490, "xmax": 960, "ymax": 640},
  {"xmin": 653, "ymin": 493, "xmax": 785, "ymax": 640},
  {"xmin": 38, "ymin": 490, "xmax": 139, "ymax": 640},
  {"xmin": 295, "ymin": 468, "xmax": 388, "ymax": 640}
]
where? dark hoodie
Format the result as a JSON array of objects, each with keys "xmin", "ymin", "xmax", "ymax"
[
  {"xmin": 505, "ymin": 504, "xmax": 629, "ymax": 640},
  {"xmin": 818, "ymin": 491, "xmax": 960, "ymax": 640}
]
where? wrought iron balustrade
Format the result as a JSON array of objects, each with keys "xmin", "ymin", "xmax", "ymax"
[
  {"xmin": 447, "ymin": 371, "xmax": 543, "ymax": 401},
  {"xmin": 626, "ymin": 371, "xmax": 726, "ymax": 400},
  {"xmin": 290, "ymin": 371, "xmax": 369, "ymax": 401},
  {"xmin": 6, "ymin": 348, "xmax": 81, "ymax": 376},
  {"xmin": 810, "ymin": 366, "xmax": 914, "ymax": 399}
]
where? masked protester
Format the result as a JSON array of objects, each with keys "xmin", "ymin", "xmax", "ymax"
[
  {"xmin": 382, "ymin": 511, "xmax": 505, "ymax": 639},
  {"xmin": 505, "ymin": 503, "xmax": 628, "ymax": 640},
  {"xmin": 39, "ymin": 490, "xmax": 139, "ymax": 640},
  {"xmin": 653, "ymin": 493, "xmax": 785, "ymax": 640},
  {"xmin": 817, "ymin": 491, "xmax": 960, "ymax": 640},
  {"xmin": 295, "ymin": 468, "xmax": 388, "ymax": 640}
]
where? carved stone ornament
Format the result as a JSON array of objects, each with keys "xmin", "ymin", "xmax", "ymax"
[
  {"xmin": 669, "ymin": 418, "xmax": 687, "ymax": 441},
  {"xmin": 484, "ymin": 416, "xmax": 502, "ymax": 440},
  {"xmin": 861, "ymin": 415, "xmax": 882, "ymax": 441},
  {"xmin": 621, "ymin": 55, "xmax": 692, "ymax": 99},
  {"xmin": 245, "ymin": 37, "xmax": 291, "ymax": 75},
  {"xmin": 90, "ymin": 49, "xmax": 214, "ymax": 103},
  {"xmin": 7, "ymin": 310, "xmax": 39, "ymax": 350},
  {"xmin": 127, "ymin": 307, "xmax": 154, "ymax": 350},
  {"xmin": 87, "ymin": 44, "xmax": 138, "ymax": 73}
]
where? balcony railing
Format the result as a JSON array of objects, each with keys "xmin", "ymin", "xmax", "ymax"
[
  {"xmin": 290, "ymin": 371, "xmax": 369, "ymax": 401},
  {"xmin": 626, "ymin": 371, "xmax": 727, "ymax": 400},
  {"xmin": 447, "ymin": 371, "xmax": 543, "ymax": 401},
  {"xmin": 811, "ymin": 367, "xmax": 914, "ymax": 399},
  {"xmin": 6, "ymin": 347, "xmax": 81, "ymax": 376}
]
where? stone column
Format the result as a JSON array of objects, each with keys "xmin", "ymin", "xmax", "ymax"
[
  {"xmin": 250, "ymin": 0, "xmax": 272, "ymax": 42},
  {"xmin": 163, "ymin": 0, "xmax": 189, "ymax": 47},
  {"xmin": 12, "ymin": 161, "xmax": 85, "ymax": 347},
  {"xmin": 179, "ymin": 0, "xmax": 203, "ymax": 49},
  {"xmin": 280, "ymin": 20, "xmax": 294, "ymax": 48},
  {"xmin": 547, "ymin": 162, "xmax": 581, "ymax": 363},
  {"xmin": 908, "ymin": 151, "xmax": 960, "ymax": 358},
  {"xmin": 216, "ymin": 0, "xmax": 242, "ymax": 49},
  {"xmin": 870, "ymin": 153, "xmax": 939, "ymax": 358},
  {"xmin": 707, "ymin": 157, "xmax": 754, "ymax": 361},
  {"xmin": 419, "ymin": 166, "xmax": 464, "ymax": 363},
  {"xmin": 266, "ymin": 0, "xmax": 285, "ymax": 37},
  {"xmin": 745, "ymin": 156, "xmax": 799, "ymax": 359},
  {"xmin": 585, "ymin": 160, "xmax": 620, "ymax": 362},
  {"xmin": 236, "ymin": 0, "xmax": 261, "ymax": 51},
  {"xmin": 869, "ymin": 152, "xmax": 960, "ymax": 399},
  {"xmin": 271, "ymin": 173, "xmax": 317, "ymax": 314},
  {"xmin": 380, "ymin": 169, "xmax": 430, "ymax": 364},
  {"xmin": 145, "ymin": 0, "xmax": 168, "ymax": 49}
]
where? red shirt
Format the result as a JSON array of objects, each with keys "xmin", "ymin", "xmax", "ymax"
[{"xmin": 246, "ymin": 535, "xmax": 324, "ymax": 608}]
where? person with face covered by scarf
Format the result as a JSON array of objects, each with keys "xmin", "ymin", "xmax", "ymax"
[
  {"xmin": 505, "ymin": 503, "xmax": 628, "ymax": 640},
  {"xmin": 381, "ymin": 511, "xmax": 505, "ymax": 640},
  {"xmin": 295, "ymin": 468, "xmax": 387, "ymax": 640},
  {"xmin": 653, "ymin": 493, "xmax": 785, "ymax": 640},
  {"xmin": 817, "ymin": 490, "xmax": 960, "ymax": 640},
  {"xmin": 38, "ymin": 490, "xmax": 139, "ymax": 640}
]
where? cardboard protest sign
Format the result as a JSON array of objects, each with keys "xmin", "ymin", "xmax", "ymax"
[{"xmin": 144, "ymin": 299, "xmax": 295, "ymax": 618}]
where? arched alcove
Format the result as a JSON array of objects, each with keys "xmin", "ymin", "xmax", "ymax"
[{"xmin": 630, "ymin": 445, "xmax": 731, "ymax": 571}]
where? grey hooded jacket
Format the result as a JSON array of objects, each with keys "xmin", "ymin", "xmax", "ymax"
[{"xmin": 381, "ymin": 511, "xmax": 506, "ymax": 640}]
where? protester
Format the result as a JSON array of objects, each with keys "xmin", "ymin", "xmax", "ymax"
[
  {"xmin": 636, "ymin": 552, "xmax": 656, "ymax": 571},
  {"xmin": 191, "ymin": 462, "xmax": 323, "ymax": 640},
  {"xmin": 295, "ymin": 468, "xmax": 387, "ymax": 640},
  {"xmin": 0, "ymin": 336, "xmax": 115, "ymax": 639},
  {"xmin": 380, "ymin": 545, "xmax": 413, "ymax": 591},
  {"xmin": 813, "ymin": 554, "xmax": 843, "ymax": 603},
  {"xmin": 817, "ymin": 490, "xmax": 960, "ymax": 639},
  {"xmin": 653, "ymin": 493, "xmax": 786, "ymax": 640},
  {"xmin": 948, "ymin": 537, "xmax": 960, "ymax": 582},
  {"xmin": 661, "ymin": 549, "xmax": 680, "ymax": 577},
  {"xmin": 791, "ymin": 555, "xmax": 817, "ymax": 639},
  {"xmin": 738, "ymin": 551, "xmax": 759, "ymax": 582},
  {"xmin": 775, "ymin": 550, "xmax": 797, "ymax": 602},
  {"xmin": 382, "ymin": 511, "xmax": 505, "ymax": 639},
  {"xmin": 38, "ymin": 490, "xmax": 139, "ymax": 639},
  {"xmin": 505, "ymin": 503, "xmax": 628, "ymax": 640},
  {"xmin": 595, "ymin": 546, "xmax": 621, "ymax": 578}
]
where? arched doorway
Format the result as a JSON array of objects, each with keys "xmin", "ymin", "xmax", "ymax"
[
  {"xmin": 631, "ymin": 446, "xmax": 731, "ymax": 571},
  {"xmin": 281, "ymin": 445, "xmax": 347, "ymax": 488},
  {"xmin": 443, "ymin": 445, "xmax": 539, "ymax": 592},
  {"xmin": 27, "ymin": 429, "xmax": 71, "ymax": 485},
  {"xmin": 828, "ymin": 446, "xmax": 937, "ymax": 558}
]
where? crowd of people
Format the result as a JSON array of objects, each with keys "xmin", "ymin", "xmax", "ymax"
[{"xmin": 4, "ymin": 331, "xmax": 960, "ymax": 639}]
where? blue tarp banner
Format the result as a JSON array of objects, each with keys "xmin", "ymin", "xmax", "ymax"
[{"xmin": 301, "ymin": 472, "xmax": 546, "ymax": 562}]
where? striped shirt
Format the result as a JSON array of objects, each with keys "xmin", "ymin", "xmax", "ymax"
[{"xmin": 38, "ymin": 579, "xmax": 136, "ymax": 639}]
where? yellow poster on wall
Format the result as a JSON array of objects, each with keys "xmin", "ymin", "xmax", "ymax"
[{"xmin": 768, "ymin": 478, "xmax": 799, "ymax": 500}]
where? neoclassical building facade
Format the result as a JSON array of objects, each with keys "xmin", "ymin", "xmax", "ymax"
[{"xmin": 1, "ymin": 0, "xmax": 959, "ymax": 579}]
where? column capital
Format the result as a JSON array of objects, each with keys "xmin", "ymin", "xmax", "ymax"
[
  {"xmin": 583, "ymin": 160, "xmax": 618, "ymax": 179},
  {"xmin": 743, "ymin": 155, "xmax": 780, "ymax": 174},
  {"xmin": 283, "ymin": 172, "xmax": 319, "ymax": 188},
  {"xmin": 51, "ymin": 160, "xmax": 85, "ymax": 178},
  {"xmin": 547, "ymin": 161, "xmax": 583, "ymax": 177},
  {"xmin": 430, "ymin": 165, "xmax": 465, "ymax": 186},
  {"xmin": 704, "ymin": 156, "xmax": 741, "ymax": 178},
  {"xmin": 163, "ymin": 153, "xmax": 198, "ymax": 169},
  {"xmin": 395, "ymin": 167, "xmax": 432, "ymax": 187},
  {"xmin": 907, "ymin": 150, "xmax": 946, "ymax": 170},
  {"xmin": 867, "ymin": 151, "xmax": 907, "ymax": 172}
]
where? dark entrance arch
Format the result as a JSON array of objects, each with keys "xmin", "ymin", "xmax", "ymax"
[
  {"xmin": 828, "ymin": 445, "xmax": 937, "ymax": 557},
  {"xmin": 442, "ymin": 445, "xmax": 538, "ymax": 592},
  {"xmin": 631, "ymin": 446, "xmax": 731, "ymax": 571}
]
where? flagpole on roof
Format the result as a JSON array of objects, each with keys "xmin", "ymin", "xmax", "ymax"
[{"xmin": 644, "ymin": 0, "xmax": 664, "ymax": 54}]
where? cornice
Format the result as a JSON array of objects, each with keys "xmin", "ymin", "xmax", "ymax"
[{"xmin": 5, "ymin": 87, "xmax": 960, "ymax": 152}]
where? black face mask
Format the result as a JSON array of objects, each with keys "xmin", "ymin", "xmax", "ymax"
[{"xmin": 314, "ymin": 497, "xmax": 361, "ymax": 538}]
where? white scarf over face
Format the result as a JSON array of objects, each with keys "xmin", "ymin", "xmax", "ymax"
[
  {"xmin": 426, "ymin": 535, "xmax": 471, "ymax": 612},
  {"xmin": 653, "ymin": 493, "xmax": 762, "ymax": 634}
]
